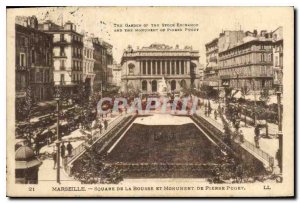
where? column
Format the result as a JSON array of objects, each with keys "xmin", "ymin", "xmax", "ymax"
[
  {"xmin": 184, "ymin": 60, "xmax": 187, "ymax": 75},
  {"xmin": 169, "ymin": 60, "xmax": 172, "ymax": 75},
  {"xmin": 187, "ymin": 60, "xmax": 190, "ymax": 74},
  {"xmin": 150, "ymin": 60, "xmax": 153, "ymax": 75},
  {"xmin": 146, "ymin": 60, "xmax": 148, "ymax": 75},
  {"xmin": 155, "ymin": 61, "xmax": 158, "ymax": 75},
  {"xmin": 139, "ymin": 61, "xmax": 141, "ymax": 76},
  {"xmin": 160, "ymin": 61, "xmax": 162, "ymax": 75},
  {"xmin": 164, "ymin": 60, "xmax": 167, "ymax": 75}
]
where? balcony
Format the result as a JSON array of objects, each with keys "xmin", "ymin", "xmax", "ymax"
[
  {"xmin": 209, "ymin": 56, "xmax": 217, "ymax": 62},
  {"xmin": 53, "ymin": 53, "xmax": 67, "ymax": 58},
  {"xmin": 53, "ymin": 40, "xmax": 68, "ymax": 46}
]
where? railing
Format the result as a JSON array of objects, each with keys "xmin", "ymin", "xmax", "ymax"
[
  {"xmin": 242, "ymin": 139, "xmax": 274, "ymax": 167},
  {"xmin": 66, "ymin": 115, "xmax": 125, "ymax": 164},
  {"xmin": 195, "ymin": 110, "xmax": 274, "ymax": 168}
]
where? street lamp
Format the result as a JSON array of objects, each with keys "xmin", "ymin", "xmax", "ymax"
[
  {"xmin": 252, "ymin": 79, "xmax": 257, "ymax": 125},
  {"xmin": 276, "ymin": 88, "xmax": 283, "ymax": 173},
  {"xmin": 54, "ymin": 86, "xmax": 61, "ymax": 184}
]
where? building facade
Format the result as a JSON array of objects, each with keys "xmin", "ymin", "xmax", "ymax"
[
  {"xmin": 203, "ymin": 31, "xmax": 245, "ymax": 89},
  {"xmin": 120, "ymin": 43, "xmax": 201, "ymax": 94},
  {"xmin": 272, "ymin": 27, "xmax": 283, "ymax": 90},
  {"xmin": 82, "ymin": 35, "xmax": 95, "ymax": 94},
  {"xmin": 218, "ymin": 30, "xmax": 274, "ymax": 91},
  {"xmin": 39, "ymin": 20, "xmax": 83, "ymax": 95},
  {"xmin": 204, "ymin": 38, "xmax": 219, "ymax": 87},
  {"xmin": 16, "ymin": 16, "xmax": 53, "ymax": 102},
  {"xmin": 110, "ymin": 63, "xmax": 122, "ymax": 87},
  {"xmin": 92, "ymin": 38, "xmax": 113, "ymax": 93}
]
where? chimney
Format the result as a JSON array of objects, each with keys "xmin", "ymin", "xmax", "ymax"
[{"xmin": 253, "ymin": 29, "xmax": 258, "ymax": 37}]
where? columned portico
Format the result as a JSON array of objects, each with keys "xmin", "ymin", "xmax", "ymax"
[{"xmin": 121, "ymin": 43, "xmax": 200, "ymax": 93}]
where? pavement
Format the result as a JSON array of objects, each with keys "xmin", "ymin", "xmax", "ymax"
[
  {"xmin": 197, "ymin": 100, "xmax": 280, "ymax": 172},
  {"xmin": 38, "ymin": 112, "xmax": 122, "ymax": 182}
]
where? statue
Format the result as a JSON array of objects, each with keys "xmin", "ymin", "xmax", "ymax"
[{"xmin": 158, "ymin": 76, "xmax": 168, "ymax": 96}]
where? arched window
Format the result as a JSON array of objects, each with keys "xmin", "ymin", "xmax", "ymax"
[
  {"xmin": 142, "ymin": 80, "xmax": 147, "ymax": 91},
  {"xmin": 171, "ymin": 80, "xmax": 176, "ymax": 91},
  {"xmin": 152, "ymin": 80, "xmax": 157, "ymax": 92},
  {"xmin": 128, "ymin": 63, "xmax": 135, "ymax": 75},
  {"xmin": 180, "ymin": 79, "xmax": 187, "ymax": 89}
]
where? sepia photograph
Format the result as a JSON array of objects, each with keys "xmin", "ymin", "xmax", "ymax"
[{"xmin": 6, "ymin": 6, "xmax": 294, "ymax": 197}]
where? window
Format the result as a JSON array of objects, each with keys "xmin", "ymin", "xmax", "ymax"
[
  {"xmin": 167, "ymin": 63, "xmax": 170, "ymax": 74},
  {"xmin": 261, "ymin": 54, "xmax": 265, "ymax": 62},
  {"xmin": 31, "ymin": 50, "xmax": 35, "ymax": 64},
  {"xmin": 152, "ymin": 62, "xmax": 156, "ymax": 75},
  {"xmin": 142, "ymin": 80, "xmax": 147, "ymax": 91},
  {"xmin": 19, "ymin": 53, "xmax": 26, "ymax": 66},
  {"xmin": 60, "ymin": 60, "xmax": 65, "ymax": 69},
  {"xmin": 147, "ymin": 61, "xmax": 151, "ymax": 75},
  {"xmin": 60, "ymin": 46, "xmax": 65, "ymax": 56},
  {"xmin": 60, "ymin": 34, "xmax": 65, "ymax": 42},
  {"xmin": 128, "ymin": 63, "xmax": 135, "ymax": 75},
  {"xmin": 142, "ymin": 61, "xmax": 146, "ymax": 75},
  {"xmin": 60, "ymin": 74, "xmax": 65, "ymax": 83},
  {"xmin": 275, "ymin": 56, "xmax": 279, "ymax": 66},
  {"xmin": 171, "ymin": 62, "xmax": 175, "ymax": 74}
]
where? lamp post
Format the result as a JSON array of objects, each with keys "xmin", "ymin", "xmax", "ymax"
[
  {"xmin": 276, "ymin": 88, "xmax": 283, "ymax": 173},
  {"xmin": 54, "ymin": 86, "xmax": 61, "ymax": 184},
  {"xmin": 252, "ymin": 79, "xmax": 257, "ymax": 125}
]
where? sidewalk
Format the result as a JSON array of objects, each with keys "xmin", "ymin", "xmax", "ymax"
[
  {"xmin": 198, "ymin": 100, "xmax": 279, "ymax": 170},
  {"xmin": 38, "ymin": 112, "xmax": 122, "ymax": 182}
]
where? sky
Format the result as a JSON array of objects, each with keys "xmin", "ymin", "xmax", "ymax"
[{"xmin": 9, "ymin": 7, "xmax": 291, "ymax": 64}]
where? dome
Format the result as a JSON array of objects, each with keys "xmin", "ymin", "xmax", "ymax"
[{"xmin": 15, "ymin": 146, "xmax": 35, "ymax": 161}]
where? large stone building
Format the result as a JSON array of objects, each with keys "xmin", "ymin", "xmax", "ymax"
[
  {"xmin": 204, "ymin": 31, "xmax": 245, "ymax": 89},
  {"xmin": 218, "ymin": 30, "xmax": 274, "ymax": 91},
  {"xmin": 16, "ymin": 16, "xmax": 53, "ymax": 102},
  {"xmin": 109, "ymin": 63, "xmax": 122, "ymax": 87},
  {"xmin": 82, "ymin": 34, "xmax": 95, "ymax": 94},
  {"xmin": 204, "ymin": 38, "xmax": 219, "ymax": 87},
  {"xmin": 92, "ymin": 38, "xmax": 113, "ymax": 93},
  {"xmin": 272, "ymin": 26, "xmax": 283, "ymax": 91},
  {"xmin": 39, "ymin": 20, "xmax": 84, "ymax": 95},
  {"xmin": 120, "ymin": 43, "xmax": 201, "ymax": 94}
]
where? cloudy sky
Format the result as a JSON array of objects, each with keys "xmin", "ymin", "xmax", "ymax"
[{"xmin": 10, "ymin": 7, "xmax": 291, "ymax": 64}]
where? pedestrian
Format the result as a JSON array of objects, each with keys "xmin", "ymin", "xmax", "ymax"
[
  {"xmin": 239, "ymin": 130, "xmax": 244, "ymax": 143},
  {"xmin": 99, "ymin": 121, "xmax": 103, "ymax": 133},
  {"xmin": 104, "ymin": 119, "xmax": 108, "ymax": 130},
  {"xmin": 67, "ymin": 141, "xmax": 73, "ymax": 156},
  {"xmin": 60, "ymin": 142, "xmax": 66, "ymax": 158},
  {"xmin": 214, "ymin": 110, "xmax": 218, "ymax": 120},
  {"xmin": 254, "ymin": 125, "xmax": 260, "ymax": 137},
  {"xmin": 254, "ymin": 135, "xmax": 260, "ymax": 148},
  {"xmin": 35, "ymin": 140, "xmax": 40, "ymax": 156},
  {"xmin": 52, "ymin": 151, "xmax": 57, "ymax": 169},
  {"xmin": 218, "ymin": 105, "xmax": 221, "ymax": 113}
]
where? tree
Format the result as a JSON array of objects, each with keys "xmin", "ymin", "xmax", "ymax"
[
  {"xmin": 241, "ymin": 85, "xmax": 250, "ymax": 100},
  {"xmin": 16, "ymin": 86, "xmax": 35, "ymax": 121},
  {"xmin": 225, "ymin": 87, "xmax": 239, "ymax": 101},
  {"xmin": 16, "ymin": 86, "xmax": 36, "ymax": 145},
  {"xmin": 259, "ymin": 87, "xmax": 270, "ymax": 105}
]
